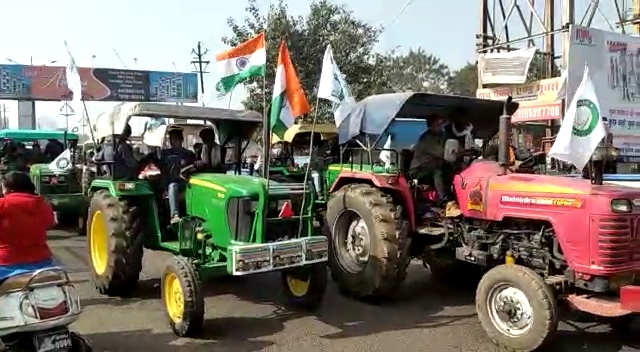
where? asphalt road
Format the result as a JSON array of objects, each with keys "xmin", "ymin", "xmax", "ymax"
[{"xmin": 48, "ymin": 229, "xmax": 640, "ymax": 352}]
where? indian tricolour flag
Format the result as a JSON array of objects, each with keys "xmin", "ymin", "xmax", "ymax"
[
  {"xmin": 270, "ymin": 41, "xmax": 310, "ymax": 138},
  {"xmin": 215, "ymin": 33, "xmax": 266, "ymax": 96}
]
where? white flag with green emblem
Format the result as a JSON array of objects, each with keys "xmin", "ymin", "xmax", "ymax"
[
  {"xmin": 549, "ymin": 65, "xmax": 606, "ymax": 170},
  {"xmin": 317, "ymin": 45, "xmax": 354, "ymax": 127},
  {"xmin": 49, "ymin": 149, "xmax": 73, "ymax": 171}
]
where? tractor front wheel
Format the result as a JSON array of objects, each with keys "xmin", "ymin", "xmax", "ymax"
[
  {"xmin": 281, "ymin": 263, "xmax": 327, "ymax": 310},
  {"xmin": 161, "ymin": 256, "xmax": 205, "ymax": 338},
  {"xmin": 87, "ymin": 190, "xmax": 144, "ymax": 297},
  {"xmin": 476, "ymin": 264, "xmax": 559, "ymax": 351},
  {"xmin": 326, "ymin": 184, "xmax": 411, "ymax": 302}
]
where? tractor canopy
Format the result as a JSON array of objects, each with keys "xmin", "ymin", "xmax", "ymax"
[
  {"xmin": 94, "ymin": 102, "xmax": 262, "ymax": 140},
  {"xmin": 0, "ymin": 129, "xmax": 79, "ymax": 147},
  {"xmin": 337, "ymin": 92, "xmax": 519, "ymax": 146},
  {"xmin": 271, "ymin": 123, "xmax": 338, "ymax": 145}
]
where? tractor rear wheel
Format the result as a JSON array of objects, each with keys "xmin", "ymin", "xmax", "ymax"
[
  {"xmin": 161, "ymin": 256, "xmax": 205, "ymax": 337},
  {"xmin": 326, "ymin": 184, "xmax": 411, "ymax": 302},
  {"xmin": 476, "ymin": 264, "xmax": 559, "ymax": 351},
  {"xmin": 281, "ymin": 263, "xmax": 327, "ymax": 310},
  {"xmin": 86, "ymin": 190, "xmax": 144, "ymax": 297}
]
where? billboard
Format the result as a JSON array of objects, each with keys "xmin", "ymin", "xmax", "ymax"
[
  {"xmin": 476, "ymin": 77, "xmax": 564, "ymax": 123},
  {"xmin": 477, "ymin": 47, "xmax": 538, "ymax": 85},
  {"xmin": 0, "ymin": 65, "xmax": 198, "ymax": 103},
  {"xmin": 567, "ymin": 25, "xmax": 640, "ymax": 158}
]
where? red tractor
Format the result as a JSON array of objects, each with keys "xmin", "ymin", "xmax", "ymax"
[{"xmin": 322, "ymin": 92, "xmax": 640, "ymax": 351}]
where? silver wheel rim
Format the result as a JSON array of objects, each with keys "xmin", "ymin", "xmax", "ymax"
[
  {"xmin": 486, "ymin": 283, "xmax": 534, "ymax": 337},
  {"xmin": 346, "ymin": 217, "xmax": 370, "ymax": 264}
]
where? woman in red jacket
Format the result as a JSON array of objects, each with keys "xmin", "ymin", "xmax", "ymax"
[{"xmin": 0, "ymin": 171, "xmax": 55, "ymax": 280}]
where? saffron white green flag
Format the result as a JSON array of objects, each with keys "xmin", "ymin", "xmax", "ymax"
[
  {"xmin": 270, "ymin": 41, "xmax": 310, "ymax": 138},
  {"xmin": 549, "ymin": 65, "xmax": 606, "ymax": 170},
  {"xmin": 215, "ymin": 33, "xmax": 266, "ymax": 96},
  {"xmin": 317, "ymin": 45, "xmax": 354, "ymax": 127},
  {"xmin": 49, "ymin": 149, "xmax": 73, "ymax": 171}
]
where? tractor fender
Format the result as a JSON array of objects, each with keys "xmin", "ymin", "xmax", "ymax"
[
  {"xmin": 329, "ymin": 172, "xmax": 416, "ymax": 230},
  {"xmin": 88, "ymin": 179, "xmax": 154, "ymax": 197}
]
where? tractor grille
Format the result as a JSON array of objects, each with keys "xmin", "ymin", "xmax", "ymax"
[
  {"xmin": 593, "ymin": 215, "xmax": 640, "ymax": 269},
  {"xmin": 40, "ymin": 172, "xmax": 81, "ymax": 195},
  {"xmin": 265, "ymin": 221, "xmax": 306, "ymax": 242},
  {"xmin": 266, "ymin": 192, "xmax": 305, "ymax": 218}
]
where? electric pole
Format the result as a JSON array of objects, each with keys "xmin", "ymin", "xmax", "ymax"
[
  {"xmin": 1, "ymin": 104, "xmax": 7, "ymax": 129},
  {"xmin": 59, "ymin": 101, "xmax": 75, "ymax": 131},
  {"xmin": 190, "ymin": 41, "xmax": 210, "ymax": 106}
]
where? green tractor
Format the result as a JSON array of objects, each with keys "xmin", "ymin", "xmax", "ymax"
[
  {"xmin": 0, "ymin": 129, "xmax": 84, "ymax": 225},
  {"xmin": 85, "ymin": 102, "xmax": 328, "ymax": 337}
]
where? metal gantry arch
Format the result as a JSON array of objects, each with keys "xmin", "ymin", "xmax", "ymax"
[{"xmin": 476, "ymin": 0, "xmax": 640, "ymax": 89}]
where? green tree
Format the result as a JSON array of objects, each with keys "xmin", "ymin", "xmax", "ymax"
[
  {"xmin": 222, "ymin": 0, "xmax": 384, "ymax": 134},
  {"xmin": 449, "ymin": 62, "xmax": 478, "ymax": 96},
  {"xmin": 379, "ymin": 48, "xmax": 451, "ymax": 93}
]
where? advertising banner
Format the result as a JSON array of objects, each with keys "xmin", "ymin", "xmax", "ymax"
[
  {"xmin": 477, "ymin": 47, "xmax": 538, "ymax": 85},
  {"xmin": 0, "ymin": 65, "xmax": 198, "ymax": 103},
  {"xmin": 476, "ymin": 77, "xmax": 563, "ymax": 123},
  {"xmin": 567, "ymin": 25, "xmax": 640, "ymax": 157}
]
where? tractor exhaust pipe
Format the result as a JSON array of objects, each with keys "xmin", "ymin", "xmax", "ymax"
[{"xmin": 498, "ymin": 96, "xmax": 513, "ymax": 175}]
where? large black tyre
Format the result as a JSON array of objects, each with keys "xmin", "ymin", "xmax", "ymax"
[
  {"xmin": 161, "ymin": 256, "xmax": 205, "ymax": 338},
  {"xmin": 281, "ymin": 263, "xmax": 328, "ymax": 311},
  {"xmin": 476, "ymin": 264, "xmax": 558, "ymax": 351},
  {"xmin": 326, "ymin": 184, "xmax": 411, "ymax": 302},
  {"xmin": 86, "ymin": 190, "xmax": 144, "ymax": 297}
]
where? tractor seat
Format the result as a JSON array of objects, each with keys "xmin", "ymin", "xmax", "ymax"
[
  {"xmin": 0, "ymin": 271, "xmax": 64, "ymax": 293},
  {"xmin": 400, "ymin": 149, "xmax": 414, "ymax": 175}
]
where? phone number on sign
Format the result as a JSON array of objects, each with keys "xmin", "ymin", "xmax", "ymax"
[
  {"xmin": 512, "ymin": 103, "xmax": 562, "ymax": 122},
  {"xmin": 500, "ymin": 195, "xmax": 583, "ymax": 208}
]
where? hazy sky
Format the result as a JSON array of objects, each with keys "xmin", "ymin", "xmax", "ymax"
[{"xmin": 0, "ymin": 0, "xmax": 627, "ymax": 129}]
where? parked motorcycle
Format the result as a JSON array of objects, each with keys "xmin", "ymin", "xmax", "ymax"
[{"xmin": 0, "ymin": 267, "xmax": 91, "ymax": 351}]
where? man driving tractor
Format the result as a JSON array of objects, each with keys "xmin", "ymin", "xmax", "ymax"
[
  {"xmin": 156, "ymin": 127, "xmax": 197, "ymax": 224},
  {"xmin": 408, "ymin": 114, "xmax": 464, "ymax": 217}
]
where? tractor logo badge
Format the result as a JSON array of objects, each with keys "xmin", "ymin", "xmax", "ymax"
[
  {"xmin": 56, "ymin": 158, "xmax": 70, "ymax": 169},
  {"xmin": 467, "ymin": 182, "xmax": 484, "ymax": 212},
  {"xmin": 573, "ymin": 99, "xmax": 599, "ymax": 137}
]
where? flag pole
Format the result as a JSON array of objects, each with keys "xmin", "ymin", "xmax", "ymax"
[
  {"xmin": 261, "ymin": 14, "xmax": 271, "ymax": 238},
  {"xmin": 297, "ymin": 95, "xmax": 321, "ymax": 238},
  {"xmin": 227, "ymin": 87, "xmax": 235, "ymax": 109}
]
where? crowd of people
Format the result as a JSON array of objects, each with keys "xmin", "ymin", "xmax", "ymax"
[
  {"xmin": 0, "ymin": 139, "xmax": 66, "ymax": 172},
  {"xmin": 93, "ymin": 124, "xmax": 225, "ymax": 224}
]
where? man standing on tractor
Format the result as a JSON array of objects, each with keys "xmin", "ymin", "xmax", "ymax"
[{"xmin": 409, "ymin": 114, "xmax": 461, "ymax": 217}]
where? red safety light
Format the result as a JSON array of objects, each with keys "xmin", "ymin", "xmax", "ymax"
[{"xmin": 279, "ymin": 201, "xmax": 294, "ymax": 218}]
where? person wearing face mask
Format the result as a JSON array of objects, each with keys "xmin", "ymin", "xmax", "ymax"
[{"xmin": 409, "ymin": 114, "xmax": 461, "ymax": 217}]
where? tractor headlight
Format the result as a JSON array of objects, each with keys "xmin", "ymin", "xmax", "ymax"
[
  {"xmin": 611, "ymin": 199, "xmax": 632, "ymax": 213},
  {"xmin": 116, "ymin": 182, "xmax": 136, "ymax": 191}
]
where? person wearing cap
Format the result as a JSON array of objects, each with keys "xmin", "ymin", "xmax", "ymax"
[{"xmin": 409, "ymin": 114, "xmax": 461, "ymax": 217}]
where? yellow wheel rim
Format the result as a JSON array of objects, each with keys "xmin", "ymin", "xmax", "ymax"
[
  {"xmin": 89, "ymin": 211, "xmax": 109, "ymax": 275},
  {"xmin": 286, "ymin": 275, "xmax": 310, "ymax": 297},
  {"xmin": 164, "ymin": 273, "xmax": 184, "ymax": 323}
]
